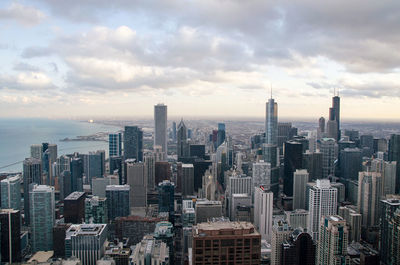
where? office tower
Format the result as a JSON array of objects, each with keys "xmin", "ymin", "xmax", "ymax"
[
  {"xmin": 339, "ymin": 148, "xmax": 362, "ymax": 186},
  {"xmin": 144, "ymin": 153, "xmax": 156, "ymax": 190},
  {"xmin": 360, "ymin": 135, "xmax": 374, "ymax": 156},
  {"xmin": 338, "ymin": 205, "xmax": 362, "ymax": 242},
  {"xmin": 308, "ymin": 179, "xmax": 338, "ymax": 240},
  {"xmin": 124, "ymin": 126, "xmax": 143, "ymax": 162},
  {"xmin": 281, "ymin": 229, "xmax": 316, "ymax": 265},
  {"xmin": 153, "ymin": 221, "xmax": 174, "ymax": 264},
  {"xmin": 182, "ymin": 207, "xmax": 195, "ymax": 227},
  {"xmin": 30, "ymin": 144, "xmax": 43, "ymax": 159},
  {"xmin": 285, "ymin": 209, "xmax": 309, "ymax": 230},
  {"xmin": 177, "ymin": 119, "xmax": 189, "ymax": 160},
  {"xmin": 30, "ymin": 185, "xmax": 55, "ymax": 252},
  {"xmin": 271, "ymin": 219, "xmax": 292, "ymax": 265},
  {"xmin": 109, "ymin": 155, "xmax": 123, "ymax": 183},
  {"xmin": 115, "ymin": 216, "xmax": 161, "ymax": 246},
  {"xmin": 195, "ymin": 200, "xmax": 222, "ymax": 223},
  {"xmin": 92, "ymin": 175, "xmax": 119, "ymax": 198},
  {"xmin": 344, "ymin": 129, "xmax": 359, "ymax": 142},
  {"xmin": 357, "ymin": 172, "xmax": 382, "ymax": 227},
  {"xmin": 84, "ymin": 151, "xmax": 105, "ymax": 183},
  {"xmin": 59, "ymin": 170, "xmax": 72, "ymax": 201},
  {"xmin": 374, "ymin": 138, "xmax": 388, "ymax": 153},
  {"xmin": 106, "ymin": 185, "xmax": 130, "ymax": 220},
  {"xmin": 217, "ymin": 122, "xmax": 226, "ymax": 147},
  {"xmin": 172, "ymin": 121, "xmax": 177, "ymax": 142},
  {"xmin": 380, "ymin": 196, "xmax": 400, "ymax": 265},
  {"xmin": 23, "ymin": 157, "xmax": 42, "ymax": 224},
  {"xmin": 266, "ymin": 97, "xmax": 278, "ymax": 145},
  {"xmin": 320, "ymin": 138, "xmax": 336, "ymax": 178},
  {"xmin": 182, "ymin": 164, "xmax": 194, "ymax": 197},
  {"xmin": 109, "ymin": 132, "xmax": 122, "ymax": 157},
  {"xmin": 317, "ymin": 215, "xmax": 349, "ymax": 265},
  {"xmin": 154, "ymin": 104, "xmax": 168, "ymax": 156},
  {"xmin": 293, "ymin": 169, "xmax": 309, "ymax": 210},
  {"xmin": 130, "ymin": 235, "xmax": 169, "ymax": 264},
  {"xmin": 189, "ymin": 144, "xmax": 206, "ymax": 159},
  {"xmin": 64, "ymin": 191, "xmax": 86, "ymax": 224},
  {"xmin": 56, "ymin": 155, "xmax": 70, "ymax": 176},
  {"xmin": 278, "ymin": 122, "xmax": 297, "ymax": 150},
  {"xmin": 153, "ymin": 145, "xmax": 165, "ymax": 161},
  {"xmin": 254, "ymin": 186, "xmax": 273, "ymax": 241},
  {"xmin": 283, "ymin": 140, "xmax": 303, "ymax": 196},
  {"xmin": 65, "ymin": 224, "xmax": 108, "ymax": 265},
  {"xmin": 85, "ymin": 195, "xmax": 108, "ymax": 224},
  {"xmin": 192, "ymin": 221, "xmax": 261, "ymax": 265},
  {"xmin": 371, "ymin": 159, "xmax": 397, "ymax": 196},
  {"xmin": 227, "ymin": 173, "xmax": 252, "ymax": 198},
  {"xmin": 261, "ymin": 145, "xmax": 279, "ymax": 196},
  {"xmin": 253, "ymin": 160, "xmax": 271, "ymax": 189},
  {"xmin": 331, "ymin": 181, "xmax": 345, "ymax": 203},
  {"xmin": 53, "ymin": 223, "xmax": 71, "ymax": 258},
  {"xmin": 155, "ymin": 161, "xmax": 172, "ymax": 185},
  {"xmin": 126, "ymin": 160, "xmax": 147, "ymax": 207},
  {"xmin": 70, "ymin": 157, "xmax": 83, "ymax": 192},
  {"xmin": 388, "ymin": 134, "xmax": 400, "ymax": 193},
  {"xmin": 318, "ymin": 117, "xmax": 325, "ymax": 137},
  {"xmin": 328, "ymin": 94, "xmax": 340, "ymax": 141},
  {"xmin": 303, "ymin": 151, "xmax": 323, "ymax": 180},
  {"xmin": 157, "ymin": 180, "xmax": 174, "ymax": 218},
  {"xmin": 0, "ymin": 209, "xmax": 21, "ymax": 263},
  {"xmin": 1, "ymin": 175, "xmax": 21, "ymax": 210},
  {"xmin": 230, "ymin": 193, "xmax": 251, "ymax": 221}
]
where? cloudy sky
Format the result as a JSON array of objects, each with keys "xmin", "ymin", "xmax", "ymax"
[{"xmin": 1, "ymin": 0, "xmax": 400, "ymax": 120}]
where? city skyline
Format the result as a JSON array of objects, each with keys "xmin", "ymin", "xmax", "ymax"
[{"xmin": 1, "ymin": 1, "xmax": 400, "ymax": 120}]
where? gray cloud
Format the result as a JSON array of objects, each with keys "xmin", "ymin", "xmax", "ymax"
[
  {"xmin": 13, "ymin": 62, "xmax": 40, "ymax": 72},
  {"xmin": 21, "ymin": 46, "xmax": 53, "ymax": 58},
  {"xmin": 0, "ymin": 2, "xmax": 46, "ymax": 26}
]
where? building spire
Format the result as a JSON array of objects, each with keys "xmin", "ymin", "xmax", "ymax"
[{"xmin": 270, "ymin": 82, "xmax": 273, "ymax": 99}]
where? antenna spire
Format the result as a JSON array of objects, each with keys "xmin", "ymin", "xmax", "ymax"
[{"xmin": 270, "ymin": 82, "xmax": 273, "ymax": 99}]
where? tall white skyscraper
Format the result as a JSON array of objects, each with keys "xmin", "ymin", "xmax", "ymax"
[
  {"xmin": 252, "ymin": 160, "xmax": 271, "ymax": 189},
  {"xmin": 293, "ymin": 169, "xmax": 309, "ymax": 210},
  {"xmin": 308, "ymin": 179, "xmax": 338, "ymax": 240},
  {"xmin": 154, "ymin": 104, "xmax": 167, "ymax": 157},
  {"xmin": 357, "ymin": 171, "xmax": 382, "ymax": 227},
  {"xmin": 265, "ymin": 98, "xmax": 278, "ymax": 145},
  {"xmin": 254, "ymin": 186, "xmax": 273, "ymax": 242}
]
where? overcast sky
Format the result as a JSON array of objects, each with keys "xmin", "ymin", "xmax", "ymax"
[{"xmin": 1, "ymin": 0, "xmax": 400, "ymax": 120}]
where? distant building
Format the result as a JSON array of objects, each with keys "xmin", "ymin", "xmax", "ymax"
[
  {"xmin": 252, "ymin": 161, "xmax": 271, "ymax": 189},
  {"xmin": 254, "ymin": 186, "xmax": 273, "ymax": 242},
  {"xmin": 285, "ymin": 209, "xmax": 309, "ymax": 230},
  {"xmin": 281, "ymin": 228, "xmax": 316, "ymax": 265},
  {"xmin": 126, "ymin": 160, "xmax": 147, "ymax": 207},
  {"xmin": 195, "ymin": 200, "xmax": 222, "ymax": 224},
  {"xmin": 357, "ymin": 172, "xmax": 382, "ymax": 228},
  {"xmin": 380, "ymin": 196, "xmax": 400, "ymax": 265},
  {"xmin": 154, "ymin": 104, "xmax": 168, "ymax": 156},
  {"xmin": 30, "ymin": 185, "xmax": 55, "ymax": 252},
  {"xmin": 92, "ymin": 175, "xmax": 119, "ymax": 198},
  {"xmin": 271, "ymin": 219, "xmax": 292, "ymax": 265},
  {"xmin": 177, "ymin": 120, "xmax": 189, "ymax": 161},
  {"xmin": 124, "ymin": 126, "xmax": 143, "ymax": 162},
  {"xmin": 283, "ymin": 141, "xmax": 303, "ymax": 196},
  {"xmin": 23, "ymin": 157, "xmax": 42, "ymax": 224},
  {"xmin": 85, "ymin": 195, "xmax": 108, "ymax": 224},
  {"xmin": 130, "ymin": 235, "xmax": 169, "ymax": 265},
  {"xmin": 320, "ymin": 138, "xmax": 336, "ymax": 178},
  {"xmin": 106, "ymin": 185, "xmax": 130, "ymax": 220},
  {"xmin": 109, "ymin": 133, "xmax": 122, "ymax": 157},
  {"xmin": 266, "ymin": 98, "xmax": 278, "ymax": 145},
  {"xmin": 388, "ymin": 134, "xmax": 400, "ymax": 193},
  {"xmin": 338, "ymin": 205, "xmax": 361, "ymax": 242},
  {"xmin": 115, "ymin": 215, "xmax": 162, "ymax": 246},
  {"xmin": 292, "ymin": 169, "xmax": 309, "ymax": 210},
  {"xmin": 192, "ymin": 221, "xmax": 261, "ymax": 265},
  {"xmin": 158, "ymin": 180, "xmax": 175, "ymax": 219},
  {"xmin": 182, "ymin": 164, "xmax": 194, "ymax": 197}
]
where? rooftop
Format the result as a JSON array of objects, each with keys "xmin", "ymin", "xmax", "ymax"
[
  {"xmin": 66, "ymin": 224, "xmax": 107, "ymax": 238},
  {"xmin": 194, "ymin": 221, "xmax": 258, "ymax": 237},
  {"xmin": 106, "ymin": 185, "xmax": 130, "ymax": 191},
  {"xmin": 65, "ymin": 191, "xmax": 85, "ymax": 200}
]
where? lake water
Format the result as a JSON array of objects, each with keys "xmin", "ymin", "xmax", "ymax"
[{"xmin": 0, "ymin": 118, "xmax": 122, "ymax": 173}]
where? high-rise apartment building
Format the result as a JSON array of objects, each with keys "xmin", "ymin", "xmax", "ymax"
[
  {"xmin": 126, "ymin": 160, "xmax": 147, "ymax": 207},
  {"xmin": 192, "ymin": 221, "xmax": 261, "ymax": 265},
  {"xmin": 338, "ymin": 205, "xmax": 361, "ymax": 242},
  {"xmin": 317, "ymin": 215, "xmax": 349, "ymax": 265},
  {"xmin": 0, "ymin": 209, "xmax": 21, "ymax": 263},
  {"xmin": 124, "ymin": 126, "xmax": 143, "ymax": 162},
  {"xmin": 109, "ymin": 132, "xmax": 122, "ymax": 157},
  {"xmin": 1, "ymin": 175, "xmax": 21, "ymax": 210},
  {"xmin": 23, "ymin": 157, "xmax": 42, "ymax": 224},
  {"xmin": 379, "ymin": 196, "xmax": 400, "ymax": 265},
  {"xmin": 254, "ymin": 186, "xmax": 273, "ymax": 242},
  {"xmin": 266, "ymin": 97, "xmax": 278, "ymax": 145},
  {"xmin": 308, "ymin": 179, "xmax": 338, "ymax": 240},
  {"xmin": 292, "ymin": 169, "xmax": 309, "ymax": 210},
  {"xmin": 357, "ymin": 171, "xmax": 382, "ymax": 227},
  {"xmin": 370, "ymin": 159, "xmax": 397, "ymax": 196},
  {"xmin": 65, "ymin": 224, "xmax": 108, "ymax": 265},
  {"xmin": 285, "ymin": 209, "xmax": 309, "ymax": 230},
  {"xmin": 271, "ymin": 219, "xmax": 292, "ymax": 265},
  {"xmin": 154, "ymin": 104, "xmax": 168, "ymax": 156},
  {"xmin": 105, "ymin": 185, "xmax": 130, "ymax": 220},
  {"xmin": 30, "ymin": 185, "xmax": 55, "ymax": 252}
]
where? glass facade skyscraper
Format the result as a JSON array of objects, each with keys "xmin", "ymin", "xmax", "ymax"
[
  {"xmin": 1, "ymin": 175, "xmax": 21, "ymax": 210},
  {"xmin": 124, "ymin": 126, "xmax": 143, "ymax": 162},
  {"xmin": 109, "ymin": 132, "xmax": 122, "ymax": 157}
]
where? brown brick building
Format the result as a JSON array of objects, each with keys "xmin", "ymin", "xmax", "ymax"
[{"xmin": 192, "ymin": 221, "xmax": 261, "ymax": 265}]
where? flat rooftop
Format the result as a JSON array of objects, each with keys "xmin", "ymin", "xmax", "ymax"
[
  {"xmin": 194, "ymin": 221, "xmax": 259, "ymax": 237},
  {"xmin": 65, "ymin": 191, "xmax": 85, "ymax": 200}
]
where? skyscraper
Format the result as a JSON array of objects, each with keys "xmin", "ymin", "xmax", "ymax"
[
  {"xmin": 320, "ymin": 138, "xmax": 336, "ymax": 178},
  {"xmin": 326, "ymin": 95, "xmax": 340, "ymax": 141},
  {"xmin": 109, "ymin": 132, "xmax": 122, "ymax": 157},
  {"xmin": 154, "ymin": 104, "xmax": 168, "ymax": 156},
  {"xmin": 182, "ymin": 163, "xmax": 194, "ymax": 197},
  {"xmin": 23, "ymin": 157, "xmax": 42, "ymax": 225},
  {"xmin": 271, "ymin": 219, "xmax": 292, "ymax": 265},
  {"xmin": 124, "ymin": 126, "xmax": 143, "ymax": 162},
  {"xmin": 380, "ymin": 196, "xmax": 400, "ymax": 265},
  {"xmin": 308, "ymin": 179, "xmax": 338, "ymax": 240},
  {"xmin": 254, "ymin": 186, "xmax": 273, "ymax": 242},
  {"xmin": 1, "ymin": 175, "xmax": 21, "ymax": 210},
  {"xmin": 105, "ymin": 185, "xmax": 130, "ymax": 220},
  {"xmin": 158, "ymin": 180, "xmax": 175, "ymax": 219},
  {"xmin": 281, "ymin": 229, "xmax": 316, "ymax": 265},
  {"xmin": 252, "ymin": 161, "xmax": 271, "ymax": 190},
  {"xmin": 85, "ymin": 195, "xmax": 108, "ymax": 224},
  {"xmin": 266, "ymin": 97, "xmax": 278, "ymax": 145},
  {"xmin": 126, "ymin": 160, "xmax": 147, "ymax": 207},
  {"xmin": 0, "ymin": 209, "xmax": 21, "ymax": 263},
  {"xmin": 357, "ymin": 171, "xmax": 382, "ymax": 228},
  {"xmin": 144, "ymin": 153, "xmax": 156, "ymax": 190},
  {"xmin": 292, "ymin": 169, "xmax": 309, "ymax": 210},
  {"xmin": 217, "ymin": 122, "xmax": 226, "ymax": 147},
  {"xmin": 64, "ymin": 191, "xmax": 86, "ymax": 224},
  {"xmin": 70, "ymin": 157, "xmax": 83, "ymax": 192},
  {"xmin": 388, "ymin": 134, "xmax": 400, "ymax": 193},
  {"xmin": 30, "ymin": 185, "xmax": 55, "ymax": 252},
  {"xmin": 177, "ymin": 119, "xmax": 189, "ymax": 161},
  {"xmin": 30, "ymin": 144, "xmax": 43, "ymax": 160},
  {"xmin": 317, "ymin": 215, "xmax": 349, "ymax": 265},
  {"xmin": 338, "ymin": 205, "xmax": 361, "ymax": 242},
  {"xmin": 283, "ymin": 140, "xmax": 303, "ymax": 196}
]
